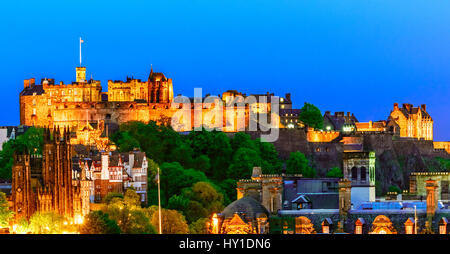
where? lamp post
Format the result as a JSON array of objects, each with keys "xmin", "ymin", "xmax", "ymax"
[
  {"xmin": 414, "ymin": 205, "xmax": 418, "ymax": 234},
  {"xmin": 157, "ymin": 167, "xmax": 162, "ymax": 234}
]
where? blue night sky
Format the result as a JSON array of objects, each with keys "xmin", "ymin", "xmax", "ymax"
[{"xmin": 1, "ymin": 0, "xmax": 449, "ymax": 140}]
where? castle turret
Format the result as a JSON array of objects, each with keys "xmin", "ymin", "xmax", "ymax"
[{"xmin": 76, "ymin": 67, "xmax": 86, "ymax": 83}]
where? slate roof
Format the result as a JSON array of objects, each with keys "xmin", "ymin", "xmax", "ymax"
[
  {"xmin": 222, "ymin": 196, "xmax": 269, "ymax": 219},
  {"xmin": 20, "ymin": 85, "xmax": 45, "ymax": 96},
  {"xmin": 324, "ymin": 111, "xmax": 358, "ymax": 130}
]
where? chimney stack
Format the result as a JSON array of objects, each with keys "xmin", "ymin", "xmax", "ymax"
[{"xmin": 421, "ymin": 104, "xmax": 427, "ymax": 112}]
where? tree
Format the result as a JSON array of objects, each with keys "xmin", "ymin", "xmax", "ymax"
[
  {"xmin": 326, "ymin": 167, "xmax": 343, "ymax": 178},
  {"xmin": 177, "ymin": 182, "xmax": 224, "ymax": 223},
  {"xmin": 147, "ymin": 206, "xmax": 189, "ymax": 234},
  {"xmin": 299, "ymin": 102, "xmax": 323, "ymax": 130},
  {"xmin": 388, "ymin": 185, "xmax": 402, "ymax": 194},
  {"xmin": 0, "ymin": 192, "xmax": 12, "ymax": 228},
  {"xmin": 159, "ymin": 162, "xmax": 208, "ymax": 205},
  {"xmin": 80, "ymin": 211, "xmax": 121, "ymax": 234},
  {"xmin": 227, "ymin": 147, "xmax": 262, "ymax": 180},
  {"xmin": 286, "ymin": 151, "xmax": 316, "ymax": 177},
  {"xmin": 103, "ymin": 188, "xmax": 156, "ymax": 234},
  {"xmin": 103, "ymin": 192, "xmax": 124, "ymax": 205},
  {"xmin": 29, "ymin": 212, "xmax": 66, "ymax": 234},
  {"xmin": 0, "ymin": 127, "xmax": 44, "ymax": 179},
  {"xmin": 189, "ymin": 218, "xmax": 209, "ymax": 234}
]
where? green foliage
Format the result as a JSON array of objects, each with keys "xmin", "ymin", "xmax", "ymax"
[
  {"xmin": 80, "ymin": 211, "xmax": 121, "ymax": 234},
  {"xmin": 103, "ymin": 192, "xmax": 124, "ymax": 205},
  {"xmin": 174, "ymin": 182, "xmax": 224, "ymax": 224},
  {"xmin": 112, "ymin": 122, "xmax": 283, "ymax": 212},
  {"xmin": 286, "ymin": 151, "xmax": 316, "ymax": 177},
  {"xmin": 0, "ymin": 192, "xmax": 13, "ymax": 228},
  {"xmin": 227, "ymin": 148, "xmax": 262, "ymax": 180},
  {"xmin": 388, "ymin": 185, "xmax": 402, "ymax": 194},
  {"xmin": 102, "ymin": 188, "xmax": 156, "ymax": 234},
  {"xmin": 189, "ymin": 218, "xmax": 209, "ymax": 234},
  {"xmin": 28, "ymin": 212, "xmax": 66, "ymax": 234},
  {"xmin": 299, "ymin": 102, "xmax": 323, "ymax": 130},
  {"xmin": 147, "ymin": 206, "xmax": 189, "ymax": 234},
  {"xmin": 160, "ymin": 162, "xmax": 208, "ymax": 205},
  {"xmin": 0, "ymin": 127, "xmax": 44, "ymax": 179},
  {"xmin": 436, "ymin": 157, "xmax": 450, "ymax": 171},
  {"xmin": 326, "ymin": 167, "xmax": 343, "ymax": 178}
]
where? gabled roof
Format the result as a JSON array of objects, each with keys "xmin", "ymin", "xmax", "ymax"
[{"xmin": 20, "ymin": 85, "xmax": 45, "ymax": 96}]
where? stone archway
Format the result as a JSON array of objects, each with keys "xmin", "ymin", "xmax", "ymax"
[
  {"xmin": 370, "ymin": 215, "xmax": 397, "ymax": 234},
  {"xmin": 295, "ymin": 216, "xmax": 316, "ymax": 234}
]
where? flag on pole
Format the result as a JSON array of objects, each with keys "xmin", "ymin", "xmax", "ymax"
[{"xmin": 80, "ymin": 38, "xmax": 84, "ymax": 43}]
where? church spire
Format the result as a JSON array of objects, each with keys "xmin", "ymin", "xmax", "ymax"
[{"xmin": 148, "ymin": 64, "xmax": 153, "ymax": 82}]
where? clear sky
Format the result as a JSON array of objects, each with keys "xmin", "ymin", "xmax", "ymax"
[{"xmin": 1, "ymin": 0, "xmax": 449, "ymax": 140}]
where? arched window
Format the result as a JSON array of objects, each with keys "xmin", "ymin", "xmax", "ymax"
[
  {"xmin": 360, "ymin": 167, "xmax": 367, "ymax": 181},
  {"xmin": 351, "ymin": 167, "xmax": 358, "ymax": 180}
]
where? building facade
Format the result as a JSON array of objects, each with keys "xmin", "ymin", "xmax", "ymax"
[
  {"xmin": 11, "ymin": 127, "xmax": 91, "ymax": 222},
  {"xmin": 389, "ymin": 103, "xmax": 433, "ymax": 140}
]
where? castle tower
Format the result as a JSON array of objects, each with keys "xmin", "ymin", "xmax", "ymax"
[
  {"xmin": 342, "ymin": 151, "xmax": 376, "ymax": 209},
  {"xmin": 76, "ymin": 67, "xmax": 86, "ymax": 83}
]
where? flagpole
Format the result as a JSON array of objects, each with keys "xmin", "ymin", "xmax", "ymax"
[
  {"xmin": 157, "ymin": 167, "xmax": 162, "ymax": 234},
  {"xmin": 79, "ymin": 37, "xmax": 82, "ymax": 67}
]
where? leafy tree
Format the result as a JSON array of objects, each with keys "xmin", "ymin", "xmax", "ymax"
[
  {"xmin": 231, "ymin": 132, "xmax": 257, "ymax": 152},
  {"xmin": 160, "ymin": 162, "xmax": 208, "ymax": 205},
  {"xmin": 326, "ymin": 167, "xmax": 343, "ymax": 178},
  {"xmin": 178, "ymin": 182, "xmax": 224, "ymax": 223},
  {"xmin": 299, "ymin": 102, "xmax": 323, "ymax": 130},
  {"xmin": 80, "ymin": 211, "xmax": 121, "ymax": 234},
  {"xmin": 103, "ymin": 188, "xmax": 156, "ymax": 234},
  {"xmin": 0, "ymin": 192, "xmax": 13, "ymax": 228},
  {"xmin": 103, "ymin": 192, "xmax": 124, "ymax": 205},
  {"xmin": 0, "ymin": 127, "xmax": 44, "ymax": 179},
  {"xmin": 388, "ymin": 185, "xmax": 402, "ymax": 194},
  {"xmin": 189, "ymin": 218, "xmax": 209, "ymax": 234},
  {"xmin": 286, "ymin": 151, "xmax": 316, "ymax": 177},
  {"xmin": 256, "ymin": 139, "xmax": 282, "ymax": 174},
  {"xmin": 227, "ymin": 148, "xmax": 262, "ymax": 180},
  {"xmin": 215, "ymin": 179, "xmax": 236, "ymax": 205},
  {"xmin": 29, "ymin": 212, "xmax": 66, "ymax": 234},
  {"xmin": 147, "ymin": 206, "xmax": 189, "ymax": 234},
  {"xmin": 185, "ymin": 129, "xmax": 232, "ymax": 180}
]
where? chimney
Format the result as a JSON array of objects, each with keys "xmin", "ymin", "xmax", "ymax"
[
  {"xmin": 23, "ymin": 79, "xmax": 30, "ymax": 89},
  {"xmin": 394, "ymin": 103, "xmax": 399, "ymax": 110},
  {"xmin": 421, "ymin": 104, "xmax": 426, "ymax": 112},
  {"xmin": 325, "ymin": 111, "xmax": 331, "ymax": 116},
  {"xmin": 251, "ymin": 167, "xmax": 262, "ymax": 179},
  {"xmin": 285, "ymin": 93, "xmax": 291, "ymax": 102},
  {"xmin": 403, "ymin": 103, "xmax": 412, "ymax": 113}
]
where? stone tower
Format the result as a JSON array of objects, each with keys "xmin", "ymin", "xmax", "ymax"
[
  {"xmin": 342, "ymin": 151, "xmax": 376, "ymax": 209},
  {"xmin": 76, "ymin": 67, "xmax": 86, "ymax": 83}
]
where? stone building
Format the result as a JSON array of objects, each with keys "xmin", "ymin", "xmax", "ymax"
[
  {"xmin": 208, "ymin": 196, "xmax": 269, "ymax": 234},
  {"xmin": 342, "ymin": 151, "xmax": 376, "ymax": 208},
  {"xmin": 409, "ymin": 172, "xmax": 450, "ymax": 200},
  {"xmin": 77, "ymin": 150, "xmax": 148, "ymax": 204},
  {"xmin": 11, "ymin": 127, "xmax": 91, "ymax": 222},
  {"xmin": 389, "ymin": 103, "xmax": 433, "ymax": 140},
  {"xmin": 20, "ymin": 66, "xmax": 281, "ymax": 136}
]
